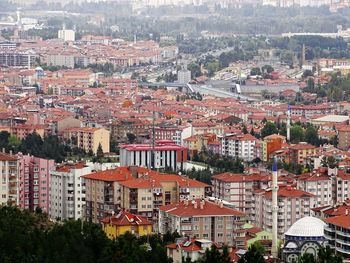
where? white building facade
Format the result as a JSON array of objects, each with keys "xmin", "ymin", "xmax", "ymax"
[{"xmin": 49, "ymin": 163, "xmax": 91, "ymax": 220}]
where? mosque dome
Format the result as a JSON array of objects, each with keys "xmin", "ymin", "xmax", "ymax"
[{"xmin": 285, "ymin": 216, "xmax": 326, "ymax": 238}]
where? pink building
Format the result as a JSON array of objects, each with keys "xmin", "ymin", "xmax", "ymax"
[{"xmin": 18, "ymin": 154, "xmax": 55, "ymax": 213}]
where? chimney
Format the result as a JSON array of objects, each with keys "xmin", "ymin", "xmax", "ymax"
[
  {"xmin": 220, "ymin": 201, "xmax": 224, "ymax": 208},
  {"xmin": 200, "ymin": 200, "xmax": 205, "ymax": 209},
  {"xmin": 2, "ymin": 148, "xmax": 4, "ymax": 153},
  {"xmin": 184, "ymin": 199, "xmax": 189, "ymax": 206},
  {"xmin": 193, "ymin": 201, "xmax": 198, "ymax": 209},
  {"xmin": 346, "ymin": 209, "xmax": 349, "ymax": 216}
]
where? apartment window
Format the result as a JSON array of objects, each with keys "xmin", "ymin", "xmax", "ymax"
[
  {"xmin": 142, "ymin": 197, "xmax": 146, "ymax": 201},
  {"xmin": 203, "ymin": 233, "xmax": 209, "ymax": 238},
  {"xmin": 217, "ymin": 233, "xmax": 223, "ymax": 237}
]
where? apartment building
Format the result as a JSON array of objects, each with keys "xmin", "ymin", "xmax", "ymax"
[
  {"xmin": 338, "ymin": 126, "xmax": 350, "ymax": 151},
  {"xmin": 0, "ymin": 50, "xmax": 37, "ymax": 67},
  {"xmin": 262, "ymin": 134, "xmax": 285, "ymax": 162},
  {"xmin": 289, "ymin": 104, "xmax": 334, "ymax": 119},
  {"xmin": 211, "ymin": 173, "xmax": 264, "ymax": 215},
  {"xmin": 120, "ymin": 140, "xmax": 187, "ymax": 170},
  {"xmin": 158, "ymin": 199, "xmax": 246, "ymax": 247},
  {"xmin": 83, "ymin": 167, "xmax": 135, "ymax": 223},
  {"xmin": 153, "ymin": 125, "xmax": 183, "ymax": 145},
  {"xmin": 63, "ymin": 127, "xmax": 110, "ymax": 155},
  {"xmin": 49, "ymin": 163, "xmax": 91, "ymax": 220},
  {"xmin": 109, "ymin": 118, "xmax": 150, "ymax": 142},
  {"xmin": 18, "ymin": 154, "xmax": 55, "ymax": 213},
  {"xmin": 220, "ymin": 133, "xmax": 256, "ymax": 162},
  {"xmin": 253, "ymin": 186, "xmax": 316, "ymax": 238},
  {"xmin": 0, "ymin": 152, "xmax": 19, "ymax": 206},
  {"xmin": 297, "ymin": 172, "xmax": 333, "ymax": 207},
  {"xmin": 336, "ymin": 171, "xmax": 350, "ymax": 203},
  {"xmin": 324, "ymin": 214, "xmax": 350, "ymax": 261},
  {"xmin": 120, "ymin": 172, "xmax": 210, "ymax": 222},
  {"xmin": 287, "ymin": 142, "xmax": 319, "ymax": 165},
  {"xmin": 11, "ymin": 125, "xmax": 46, "ymax": 140}
]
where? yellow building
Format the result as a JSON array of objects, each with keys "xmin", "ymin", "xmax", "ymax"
[
  {"xmin": 101, "ymin": 210, "xmax": 152, "ymax": 239},
  {"xmin": 63, "ymin": 127, "xmax": 110, "ymax": 154}
]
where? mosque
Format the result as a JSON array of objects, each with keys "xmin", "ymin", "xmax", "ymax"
[{"xmin": 282, "ymin": 216, "xmax": 327, "ymax": 262}]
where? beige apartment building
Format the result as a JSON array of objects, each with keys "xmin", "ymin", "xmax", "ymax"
[
  {"xmin": 253, "ymin": 186, "xmax": 316, "ymax": 238},
  {"xmin": 83, "ymin": 167, "xmax": 136, "ymax": 223},
  {"xmin": 211, "ymin": 173, "xmax": 264, "ymax": 215},
  {"xmin": 0, "ymin": 152, "xmax": 19, "ymax": 206},
  {"xmin": 63, "ymin": 127, "xmax": 110, "ymax": 154},
  {"xmin": 158, "ymin": 199, "xmax": 246, "ymax": 247},
  {"xmin": 120, "ymin": 172, "xmax": 210, "ymax": 221}
]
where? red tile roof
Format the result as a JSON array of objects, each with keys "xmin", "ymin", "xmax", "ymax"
[
  {"xmin": 325, "ymin": 214, "xmax": 350, "ymax": 229},
  {"xmin": 100, "ymin": 210, "xmax": 151, "ymax": 226},
  {"xmin": 159, "ymin": 199, "xmax": 245, "ymax": 217}
]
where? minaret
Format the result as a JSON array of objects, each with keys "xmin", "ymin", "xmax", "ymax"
[
  {"xmin": 271, "ymin": 156, "xmax": 279, "ymax": 259},
  {"xmin": 286, "ymin": 105, "xmax": 291, "ymax": 142},
  {"xmin": 300, "ymin": 44, "xmax": 306, "ymax": 68}
]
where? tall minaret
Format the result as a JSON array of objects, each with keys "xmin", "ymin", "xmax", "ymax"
[
  {"xmin": 286, "ymin": 105, "xmax": 291, "ymax": 142},
  {"xmin": 271, "ymin": 156, "xmax": 279, "ymax": 259}
]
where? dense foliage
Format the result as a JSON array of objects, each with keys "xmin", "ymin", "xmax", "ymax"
[{"xmin": 0, "ymin": 206, "xmax": 175, "ymax": 263}]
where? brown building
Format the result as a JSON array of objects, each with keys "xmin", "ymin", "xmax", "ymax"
[
  {"xmin": 120, "ymin": 172, "xmax": 210, "ymax": 222},
  {"xmin": 338, "ymin": 126, "xmax": 350, "ymax": 151},
  {"xmin": 158, "ymin": 199, "xmax": 246, "ymax": 247},
  {"xmin": 262, "ymin": 134, "xmax": 285, "ymax": 162}
]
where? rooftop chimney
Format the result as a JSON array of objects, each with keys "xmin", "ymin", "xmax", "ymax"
[
  {"xmin": 346, "ymin": 209, "xmax": 349, "ymax": 216},
  {"xmin": 200, "ymin": 200, "xmax": 205, "ymax": 209},
  {"xmin": 193, "ymin": 201, "xmax": 198, "ymax": 209},
  {"xmin": 219, "ymin": 201, "xmax": 223, "ymax": 208}
]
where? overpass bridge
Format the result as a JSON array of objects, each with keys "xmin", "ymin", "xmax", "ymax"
[{"xmin": 139, "ymin": 81, "xmax": 257, "ymax": 102}]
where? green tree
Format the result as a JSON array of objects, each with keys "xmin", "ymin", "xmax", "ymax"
[
  {"xmin": 318, "ymin": 245, "xmax": 342, "ymax": 263},
  {"xmin": 187, "ymin": 62, "xmax": 201, "ymax": 78},
  {"xmin": 261, "ymin": 122, "xmax": 278, "ymax": 139},
  {"xmin": 298, "ymin": 253, "xmax": 316, "ymax": 263},
  {"xmin": 250, "ymin": 67, "xmax": 262, "ymax": 76},
  {"xmin": 305, "ymin": 125, "xmax": 319, "ymax": 146},
  {"xmin": 262, "ymin": 65, "xmax": 274, "ymax": 73},
  {"xmin": 96, "ymin": 143, "xmax": 104, "ymax": 159},
  {"xmin": 321, "ymin": 156, "xmax": 339, "ymax": 169},
  {"xmin": 238, "ymin": 242, "xmax": 266, "ymax": 263},
  {"xmin": 290, "ymin": 125, "xmax": 304, "ymax": 143},
  {"xmin": 197, "ymin": 245, "xmax": 231, "ymax": 263}
]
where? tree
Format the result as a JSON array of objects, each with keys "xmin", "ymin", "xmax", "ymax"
[
  {"xmin": 318, "ymin": 245, "xmax": 342, "ymax": 263},
  {"xmin": 290, "ymin": 125, "xmax": 304, "ymax": 143},
  {"xmin": 261, "ymin": 122, "xmax": 278, "ymax": 139},
  {"xmin": 305, "ymin": 125, "xmax": 319, "ymax": 146},
  {"xmin": 250, "ymin": 67, "xmax": 262, "ymax": 76},
  {"xmin": 298, "ymin": 253, "xmax": 316, "ymax": 263},
  {"xmin": 96, "ymin": 143, "xmax": 104, "ymax": 159},
  {"xmin": 197, "ymin": 245, "xmax": 231, "ymax": 263},
  {"xmin": 302, "ymin": 70, "xmax": 313, "ymax": 79},
  {"xmin": 126, "ymin": 133, "xmax": 136, "ymax": 144},
  {"xmin": 321, "ymin": 156, "xmax": 339, "ymax": 169},
  {"xmin": 262, "ymin": 65, "xmax": 274, "ymax": 74},
  {"xmin": 242, "ymin": 125, "xmax": 248, "ymax": 134},
  {"xmin": 187, "ymin": 62, "xmax": 201, "ymax": 79},
  {"xmin": 238, "ymin": 242, "xmax": 266, "ymax": 263}
]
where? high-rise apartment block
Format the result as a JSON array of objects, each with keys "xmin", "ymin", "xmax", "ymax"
[
  {"xmin": 18, "ymin": 154, "xmax": 55, "ymax": 213},
  {"xmin": 0, "ymin": 152, "xmax": 19, "ymax": 206},
  {"xmin": 49, "ymin": 163, "xmax": 91, "ymax": 220}
]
